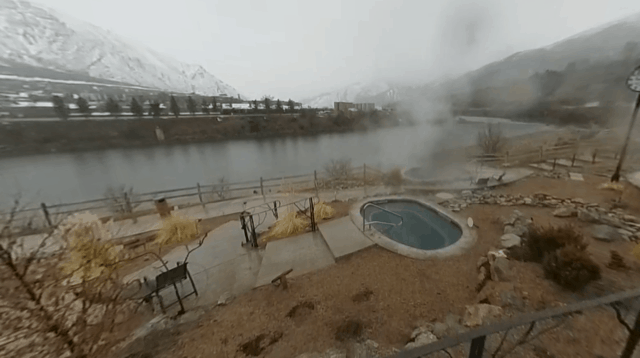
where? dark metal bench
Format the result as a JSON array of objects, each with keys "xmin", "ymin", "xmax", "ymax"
[{"xmin": 152, "ymin": 262, "xmax": 198, "ymax": 314}]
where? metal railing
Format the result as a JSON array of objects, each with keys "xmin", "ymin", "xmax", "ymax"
[
  {"xmin": 362, "ymin": 202, "xmax": 404, "ymax": 232},
  {"xmin": 386, "ymin": 288, "xmax": 640, "ymax": 358},
  {"xmin": 239, "ymin": 196, "xmax": 320, "ymax": 248}
]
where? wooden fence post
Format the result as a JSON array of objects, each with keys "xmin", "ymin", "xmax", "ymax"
[
  {"xmin": 260, "ymin": 177, "xmax": 265, "ymax": 202},
  {"xmin": 314, "ymin": 170, "xmax": 319, "ymax": 198},
  {"xmin": 571, "ymin": 153, "xmax": 576, "ymax": 167},
  {"xmin": 592, "ymin": 149, "xmax": 598, "ymax": 164},
  {"xmin": 41, "ymin": 203, "xmax": 52, "ymax": 227},
  {"xmin": 197, "ymin": 182, "xmax": 204, "ymax": 208},
  {"xmin": 363, "ymin": 164, "xmax": 367, "ymax": 197},
  {"xmin": 552, "ymin": 158, "xmax": 557, "ymax": 171}
]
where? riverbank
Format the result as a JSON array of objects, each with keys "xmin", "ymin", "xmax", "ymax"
[{"xmin": 0, "ymin": 112, "xmax": 403, "ymax": 159}]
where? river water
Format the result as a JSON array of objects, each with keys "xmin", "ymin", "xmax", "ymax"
[{"xmin": 0, "ymin": 119, "xmax": 548, "ymax": 206}]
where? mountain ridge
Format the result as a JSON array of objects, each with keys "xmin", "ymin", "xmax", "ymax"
[{"xmin": 0, "ymin": 0, "xmax": 244, "ymax": 97}]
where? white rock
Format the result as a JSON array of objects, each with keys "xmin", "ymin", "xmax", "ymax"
[
  {"xmin": 500, "ymin": 234, "xmax": 521, "ymax": 248},
  {"xmin": 405, "ymin": 331, "xmax": 438, "ymax": 350},
  {"xmin": 463, "ymin": 304, "xmax": 503, "ymax": 327}
]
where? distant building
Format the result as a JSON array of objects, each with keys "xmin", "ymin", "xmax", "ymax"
[
  {"xmin": 334, "ymin": 102, "xmax": 355, "ymax": 113},
  {"xmin": 354, "ymin": 103, "xmax": 375, "ymax": 111}
]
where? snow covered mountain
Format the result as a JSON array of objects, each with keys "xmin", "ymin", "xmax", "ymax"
[
  {"xmin": 301, "ymin": 81, "xmax": 398, "ymax": 108},
  {"xmin": 0, "ymin": 0, "xmax": 243, "ymax": 97}
]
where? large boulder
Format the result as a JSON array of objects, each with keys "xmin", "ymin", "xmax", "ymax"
[
  {"xmin": 591, "ymin": 225, "xmax": 623, "ymax": 242},
  {"xmin": 490, "ymin": 257, "xmax": 511, "ymax": 282}
]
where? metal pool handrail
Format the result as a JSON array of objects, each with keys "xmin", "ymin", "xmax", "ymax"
[{"xmin": 362, "ymin": 203, "xmax": 404, "ymax": 232}]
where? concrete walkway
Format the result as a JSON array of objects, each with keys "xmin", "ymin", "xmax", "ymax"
[
  {"xmin": 254, "ymin": 231, "xmax": 335, "ymax": 288},
  {"xmin": 318, "ymin": 217, "xmax": 374, "ymax": 260}
]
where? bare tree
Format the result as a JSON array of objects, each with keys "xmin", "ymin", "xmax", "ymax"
[
  {"xmin": 210, "ymin": 177, "xmax": 230, "ymax": 200},
  {"xmin": 477, "ymin": 123, "xmax": 505, "ymax": 155}
]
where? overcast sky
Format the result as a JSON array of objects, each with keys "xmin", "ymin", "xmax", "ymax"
[{"xmin": 37, "ymin": 0, "xmax": 640, "ymax": 100}]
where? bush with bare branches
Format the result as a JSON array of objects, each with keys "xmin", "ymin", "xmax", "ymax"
[
  {"xmin": 103, "ymin": 185, "xmax": 140, "ymax": 216},
  {"xmin": 0, "ymin": 204, "xmax": 140, "ymax": 358},
  {"xmin": 324, "ymin": 159, "xmax": 352, "ymax": 180},
  {"xmin": 209, "ymin": 176, "xmax": 230, "ymax": 200},
  {"xmin": 477, "ymin": 123, "xmax": 505, "ymax": 154},
  {"xmin": 383, "ymin": 168, "xmax": 403, "ymax": 187}
]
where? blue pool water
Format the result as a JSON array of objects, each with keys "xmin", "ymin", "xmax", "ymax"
[{"xmin": 362, "ymin": 200, "xmax": 462, "ymax": 250}]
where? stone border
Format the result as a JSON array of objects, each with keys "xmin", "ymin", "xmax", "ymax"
[{"xmin": 349, "ymin": 195, "xmax": 477, "ymax": 260}]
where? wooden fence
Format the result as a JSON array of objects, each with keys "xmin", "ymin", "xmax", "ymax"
[
  {"xmin": 468, "ymin": 136, "xmax": 625, "ymax": 167},
  {"xmin": 1, "ymin": 164, "xmax": 384, "ymax": 231}
]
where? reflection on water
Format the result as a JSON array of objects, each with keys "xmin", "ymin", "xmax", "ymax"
[{"xmin": 0, "ymin": 121, "xmax": 546, "ymax": 205}]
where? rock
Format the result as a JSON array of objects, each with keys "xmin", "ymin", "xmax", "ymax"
[
  {"xmin": 405, "ymin": 331, "xmax": 438, "ymax": 350},
  {"xmin": 478, "ymin": 266, "xmax": 488, "ymax": 282},
  {"xmin": 500, "ymin": 234, "xmax": 521, "ymax": 248},
  {"xmin": 490, "ymin": 257, "xmax": 511, "ymax": 282},
  {"xmin": 623, "ymin": 215, "xmax": 640, "ymax": 224},
  {"xmin": 477, "ymin": 256, "xmax": 488, "ymax": 268},
  {"xmin": 461, "ymin": 190, "xmax": 473, "ymax": 197},
  {"xmin": 435, "ymin": 192, "xmax": 455, "ymax": 201},
  {"xmin": 553, "ymin": 207, "xmax": 577, "ymax": 218},
  {"xmin": 365, "ymin": 340, "xmax": 379, "ymax": 349},
  {"xmin": 324, "ymin": 348, "xmax": 347, "ymax": 358},
  {"xmin": 432, "ymin": 322, "xmax": 448, "ymax": 339},
  {"xmin": 463, "ymin": 304, "xmax": 503, "ymax": 327},
  {"xmin": 572, "ymin": 198, "xmax": 585, "ymax": 204},
  {"xmin": 591, "ymin": 225, "xmax": 622, "ymax": 242},
  {"xmin": 217, "ymin": 291, "xmax": 234, "ymax": 306},
  {"xmin": 477, "ymin": 282, "xmax": 526, "ymax": 311},
  {"xmin": 578, "ymin": 210, "xmax": 600, "ymax": 223},
  {"xmin": 296, "ymin": 353, "xmax": 323, "ymax": 358},
  {"xmin": 524, "ymin": 198, "xmax": 533, "ymax": 205},
  {"xmin": 410, "ymin": 324, "xmax": 434, "ymax": 340},
  {"xmin": 618, "ymin": 228, "xmax": 633, "ymax": 237},
  {"xmin": 599, "ymin": 215, "xmax": 624, "ymax": 228},
  {"xmin": 504, "ymin": 224, "xmax": 527, "ymax": 237}
]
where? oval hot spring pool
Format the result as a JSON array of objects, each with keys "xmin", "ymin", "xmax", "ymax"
[{"xmin": 361, "ymin": 199, "xmax": 463, "ymax": 250}]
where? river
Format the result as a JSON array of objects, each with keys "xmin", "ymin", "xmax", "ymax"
[{"xmin": 0, "ymin": 119, "xmax": 548, "ymax": 206}]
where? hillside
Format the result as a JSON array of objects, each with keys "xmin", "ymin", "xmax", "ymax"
[
  {"xmin": 305, "ymin": 11, "xmax": 640, "ymax": 123},
  {"xmin": 0, "ymin": 0, "xmax": 243, "ymax": 97}
]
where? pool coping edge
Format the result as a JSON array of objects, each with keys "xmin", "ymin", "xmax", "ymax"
[{"xmin": 349, "ymin": 195, "xmax": 477, "ymax": 260}]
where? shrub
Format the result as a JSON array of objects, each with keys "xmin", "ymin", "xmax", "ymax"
[
  {"xmin": 383, "ymin": 168, "xmax": 403, "ymax": 187},
  {"xmin": 324, "ymin": 159, "xmax": 352, "ymax": 180},
  {"xmin": 542, "ymin": 246, "xmax": 601, "ymax": 291},
  {"xmin": 477, "ymin": 123, "xmax": 505, "ymax": 154},
  {"xmin": 521, "ymin": 224, "xmax": 587, "ymax": 262}
]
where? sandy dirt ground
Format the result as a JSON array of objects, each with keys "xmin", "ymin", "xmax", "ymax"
[{"xmin": 108, "ymin": 174, "xmax": 640, "ymax": 358}]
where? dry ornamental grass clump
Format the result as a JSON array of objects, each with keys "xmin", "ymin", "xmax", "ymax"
[
  {"xmin": 155, "ymin": 215, "xmax": 199, "ymax": 247},
  {"xmin": 314, "ymin": 201, "xmax": 336, "ymax": 221},
  {"xmin": 263, "ymin": 212, "xmax": 309, "ymax": 241}
]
